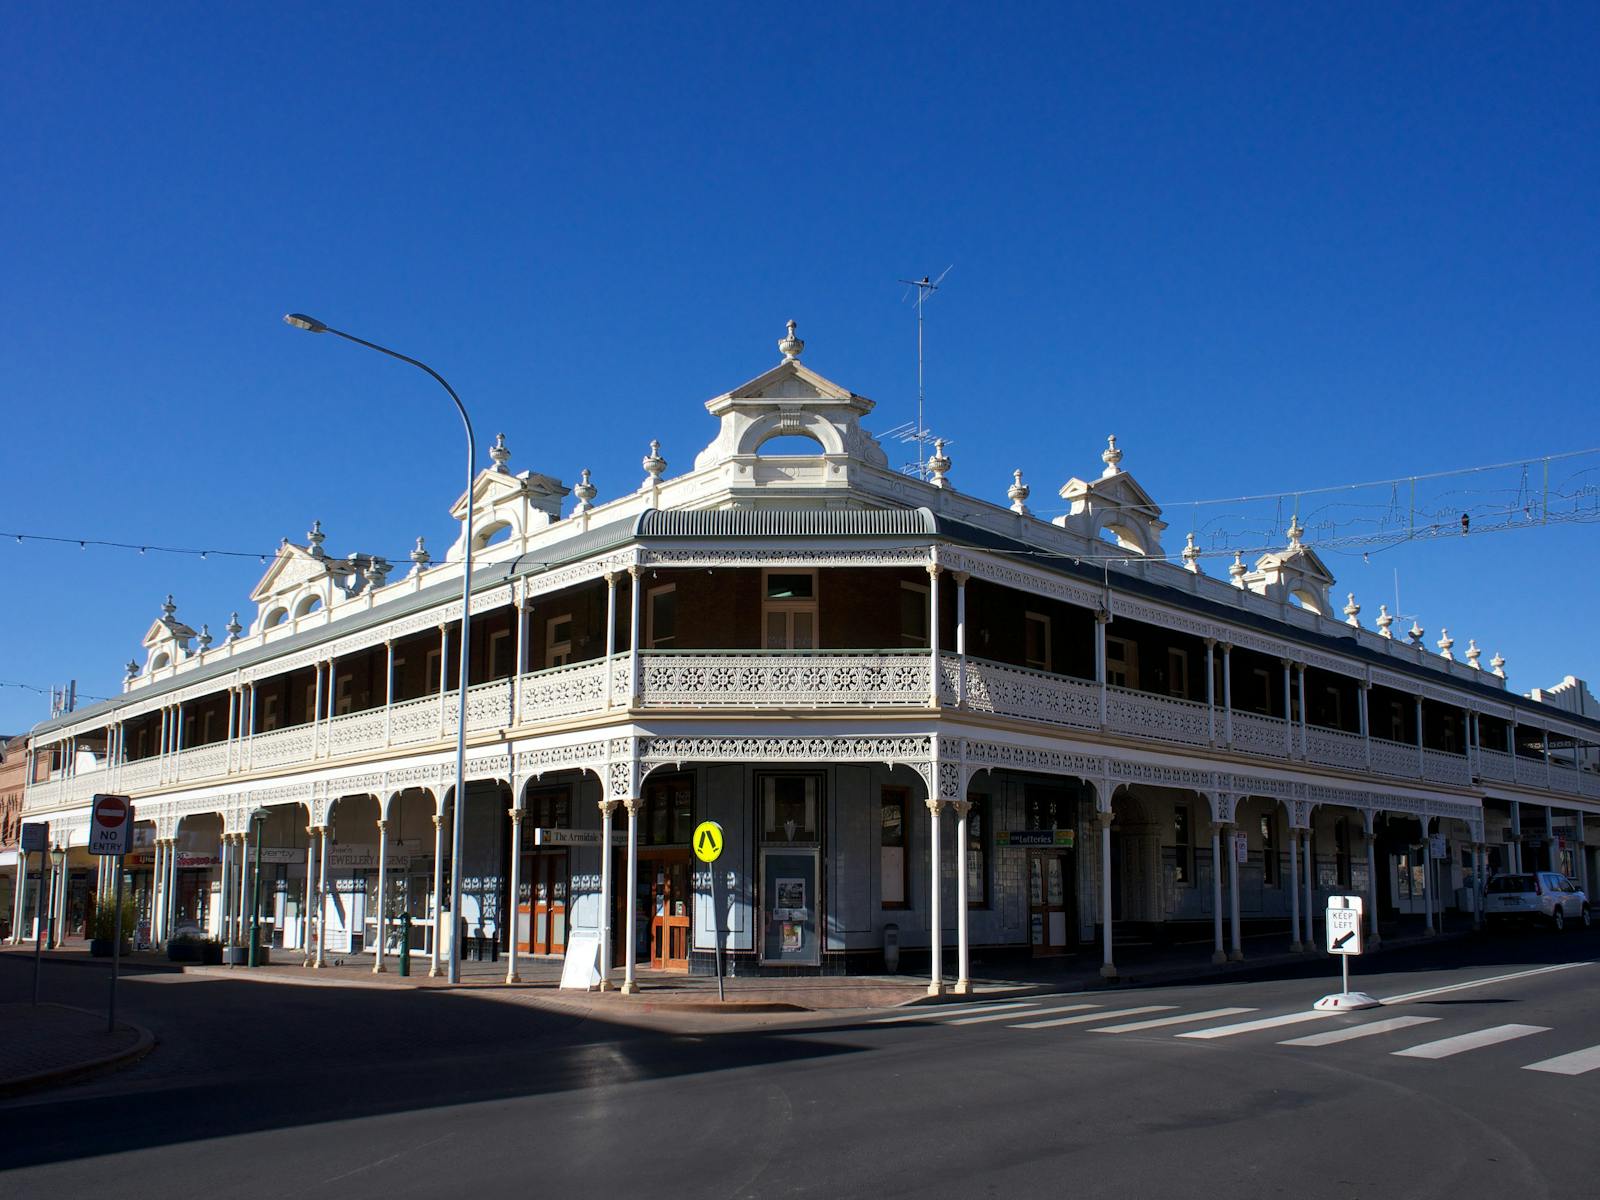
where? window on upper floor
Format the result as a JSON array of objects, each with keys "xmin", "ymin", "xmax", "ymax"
[
  {"xmin": 488, "ymin": 628, "xmax": 513, "ymax": 678},
  {"xmin": 1025, "ymin": 612, "xmax": 1052, "ymax": 672},
  {"xmin": 900, "ymin": 581, "xmax": 929, "ymax": 649},
  {"xmin": 546, "ymin": 615, "xmax": 573, "ymax": 668},
  {"xmin": 1106, "ymin": 636, "xmax": 1138, "ymax": 690},
  {"xmin": 1166, "ymin": 648, "xmax": 1190, "ymax": 699},
  {"xmin": 647, "ymin": 584, "xmax": 677, "ymax": 649},
  {"xmin": 763, "ymin": 570, "xmax": 817, "ymax": 650},
  {"xmin": 1251, "ymin": 668, "xmax": 1273, "ymax": 715}
]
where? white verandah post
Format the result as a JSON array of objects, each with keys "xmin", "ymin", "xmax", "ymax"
[{"xmin": 926, "ymin": 796, "xmax": 944, "ymax": 996}]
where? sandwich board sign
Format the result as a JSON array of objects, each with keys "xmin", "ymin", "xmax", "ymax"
[
  {"xmin": 1313, "ymin": 895, "xmax": 1379, "ymax": 1012},
  {"xmin": 88, "ymin": 794, "xmax": 135, "ymax": 856}
]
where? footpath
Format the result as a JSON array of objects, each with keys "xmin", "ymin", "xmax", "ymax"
[{"xmin": 0, "ymin": 914, "xmax": 1467, "ymax": 1092}]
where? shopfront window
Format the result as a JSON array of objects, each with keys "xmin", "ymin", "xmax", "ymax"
[
  {"xmin": 881, "ymin": 788, "xmax": 909, "ymax": 908},
  {"xmin": 644, "ymin": 775, "xmax": 693, "ymax": 846},
  {"xmin": 527, "ymin": 786, "xmax": 573, "ymax": 830},
  {"xmin": 761, "ymin": 775, "xmax": 818, "ymax": 844},
  {"xmin": 1173, "ymin": 805, "xmax": 1193, "ymax": 885},
  {"xmin": 966, "ymin": 797, "xmax": 990, "ymax": 907}
]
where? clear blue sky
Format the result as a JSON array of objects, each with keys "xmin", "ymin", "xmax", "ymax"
[{"xmin": 2, "ymin": 3, "xmax": 1597, "ymax": 731}]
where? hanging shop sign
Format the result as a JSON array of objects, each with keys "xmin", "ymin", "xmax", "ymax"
[
  {"xmin": 258, "ymin": 847, "xmax": 308, "ymax": 864},
  {"xmin": 996, "ymin": 830, "xmax": 1075, "ymax": 848},
  {"xmin": 532, "ymin": 828, "xmax": 625, "ymax": 847},
  {"xmin": 174, "ymin": 852, "xmax": 221, "ymax": 869},
  {"xmin": 327, "ymin": 844, "xmax": 414, "ymax": 870}
]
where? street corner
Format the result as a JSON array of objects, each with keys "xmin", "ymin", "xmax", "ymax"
[{"xmin": 0, "ymin": 1002, "xmax": 154, "ymax": 1099}]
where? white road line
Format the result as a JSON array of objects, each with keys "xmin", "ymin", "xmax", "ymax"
[
  {"xmin": 949, "ymin": 1003, "xmax": 1100, "ymax": 1025},
  {"xmin": 1177, "ymin": 1011, "xmax": 1333, "ymax": 1040},
  {"xmin": 872, "ymin": 1000, "xmax": 1041, "ymax": 1024},
  {"xmin": 1392, "ymin": 1024, "xmax": 1551, "ymax": 1060},
  {"xmin": 1523, "ymin": 1045, "xmax": 1600, "ymax": 1076},
  {"xmin": 1090, "ymin": 1007, "xmax": 1256, "ymax": 1033},
  {"xmin": 1279, "ymin": 1016, "xmax": 1440, "ymax": 1047},
  {"xmin": 1381, "ymin": 961, "xmax": 1594, "ymax": 1005},
  {"xmin": 1012, "ymin": 1005, "xmax": 1175, "ymax": 1030}
]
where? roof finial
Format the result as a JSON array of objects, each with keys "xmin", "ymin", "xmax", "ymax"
[
  {"xmin": 1228, "ymin": 550, "xmax": 1246, "ymax": 588},
  {"xmin": 642, "ymin": 439, "xmax": 667, "ymax": 490},
  {"xmin": 197, "ymin": 624, "xmax": 213, "ymax": 652},
  {"xmin": 490, "ymin": 432, "xmax": 511, "ymax": 473},
  {"xmin": 1466, "ymin": 639, "xmax": 1482, "ymax": 669},
  {"xmin": 1181, "ymin": 532, "xmax": 1201, "ymax": 574},
  {"xmin": 1343, "ymin": 593, "xmax": 1361, "ymax": 627},
  {"xmin": 927, "ymin": 439, "xmax": 951, "ymax": 489},
  {"xmin": 1008, "ymin": 469, "xmax": 1031, "ymax": 515},
  {"xmin": 307, "ymin": 520, "xmax": 326, "ymax": 559},
  {"xmin": 1100, "ymin": 434, "xmax": 1123, "ymax": 479},
  {"xmin": 226, "ymin": 612, "xmax": 243, "ymax": 642},
  {"xmin": 1437, "ymin": 628, "xmax": 1454, "ymax": 661},
  {"xmin": 1407, "ymin": 619, "xmax": 1425, "ymax": 648},
  {"xmin": 778, "ymin": 319, "xmax": 804, "ymax": 361},
  {"xmin": 574, "ymin": 468, "xmax": 598, "ymax": 513},
  {"xmin": 1490, "ymin": 651, "xmax": 1506, "ymax": 678},
  {"xmin": 161, "ymin": 594, "xmax": 177, "ymax": 619},
  {"xmin": 125, "ymin": 659, "xmax": 140, "ymax": 681},
  {"xmin": 1376, "ymin": 604, "xmax": 1394, "ymax": 638},
  {"xmin": 409, "ymin": 536, "xmax": 431, "ymax": 571},
  {"xmin": 1287, "ymin": 516, "xmax": 1304, "ymax": 548}
]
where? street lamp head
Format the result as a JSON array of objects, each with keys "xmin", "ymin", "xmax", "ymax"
[
  {"xmin": 283, "ymin": 313, "xmax": 328, "ymax": 333},
  {"xmin": 50, "ymin": 846, "xmax": 65, "ymax": 867},
  {"xmin": 250, "ymin": 808, "xmax": 270, "ymax": 824}
]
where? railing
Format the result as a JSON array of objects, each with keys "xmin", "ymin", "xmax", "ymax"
[
  {"xmin": 954, "ymin": 655, "xmax": 1100, "ymax": 730},
  {"xmin": 1550, "ymin": 763, "xmax": 1581, "ymax": 796},
  {"xmin": 1477, "ymin": 747, "xmax": 1514, "ymax": 783},
  {"xmin": 248, "ymin": 723, "xmax": 315, "ymax": 770},
  {"xmin": 1305, "ymin": 725, "xmax": 1368, "ymax": 770},
  {"xmin": 520, "ymin": 656, "xmax": 617, "ymax": 723},
  {"xmin": 1422, "ymin": 747, "xmax": 1471, "ymax": 786},
  {"xmin": 1231, "ymin": 710, "xmax": 1289, "ymax": 758},
  {"xmin": 325, "ymin": 707, "xmax": 388, "ymax": 757},
  {"xmin": 1371, "ymin": 736, "xmax": 1420, "ymax": 779},
  {"xmin": 176, "ymin": 741, "xmax": 229, "ymax": 782},
  {"xmin": 442, "ymin": 679, "xmax": 513, "ymax": 736},
  {"xmin": 388, "ymin": 693, "xmax": 443, "ymax": 747},
  {"xmin": 1106, "ymin": 685, "xmax": 1211, "ymax": 748},
  {"xmin": 636, "ymin": 649, "xmax": 930, "ymax": 708},
  {"xmin": 1515, "ymin": 755, "xmax": 1548, "ymax": 789}
]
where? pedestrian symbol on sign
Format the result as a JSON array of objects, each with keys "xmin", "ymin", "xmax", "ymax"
[{"xmin": 693, "ymin": 820, "xmax": 724, "ymax": 864}]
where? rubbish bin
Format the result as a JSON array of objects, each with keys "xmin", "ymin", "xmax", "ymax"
[{"xmin": 883, "ymin": 923, "xmax": 900, "ymax": 974}]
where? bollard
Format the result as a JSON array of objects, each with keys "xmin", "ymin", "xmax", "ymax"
[{"xmin": 398, "ymin": 911, "xmax": 411, "ymax": 978}]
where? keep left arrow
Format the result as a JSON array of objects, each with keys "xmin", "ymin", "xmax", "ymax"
[{"xmin": 1333, "ymin": 931, "xmax": 1355, "ymax": 949}]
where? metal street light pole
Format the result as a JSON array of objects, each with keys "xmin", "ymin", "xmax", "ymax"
[
  {"xmin": 248, "ymin": 807, "xmax": 269, "ymax": 967},
  {"xmin": 284, "ymin": 313, "xmax": 476, "ymax": 985}
]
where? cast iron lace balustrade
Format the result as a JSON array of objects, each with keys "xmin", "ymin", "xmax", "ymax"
[{"xmin": 636, "ymin": 650, "xmax": 930, "ymax": 708}]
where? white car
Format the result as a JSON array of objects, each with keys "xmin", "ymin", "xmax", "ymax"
[{"xmin": 1484, "ymin": 872, "xmax": 1591, "ymax": 932}]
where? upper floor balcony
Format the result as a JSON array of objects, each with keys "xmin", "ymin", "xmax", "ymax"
[{"xmin": 26, "ymin": 562, "xmax": 1600, "ymax": 813}]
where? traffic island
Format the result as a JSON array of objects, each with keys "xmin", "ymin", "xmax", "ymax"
[{"xmin": 0, "ymin": 1002, "xmax": 154, "ymax": 1098}]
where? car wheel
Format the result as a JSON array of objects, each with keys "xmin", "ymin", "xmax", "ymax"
[
  {"xmin": 1552, "ymin": 907, "xmax": 1566, "ymax": 932},
  {"xmin": 1582, "ymin": 906, "xmax": 1592, "ymax": 930}
]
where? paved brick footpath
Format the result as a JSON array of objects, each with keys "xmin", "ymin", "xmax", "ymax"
[{"xmin": 0, "ymin": 1002, "xmax": 151, "ymax": 1094}]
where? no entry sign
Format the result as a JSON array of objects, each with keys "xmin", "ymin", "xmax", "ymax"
[{"xmin": 89, "ymin": 794, "xmax": 135, "ymax": 856}]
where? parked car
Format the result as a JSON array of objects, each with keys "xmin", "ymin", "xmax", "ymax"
[{"xmin": 1484, "ymin": 872, "xmax": 1591, "ymax": 931}]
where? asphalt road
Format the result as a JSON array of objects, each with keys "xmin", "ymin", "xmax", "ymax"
[{"xmin": 3, "ymin": 931, "xmax": 1598, "ymax": 1199}]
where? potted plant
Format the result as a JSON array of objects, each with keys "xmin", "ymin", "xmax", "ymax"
[
  {"xmin": 89, "ymin": 898, "xmax": 139, "ymax": 957},
  {"xmin": 167, "ymin": 933, "xmax": 225, "ymax": 964}
]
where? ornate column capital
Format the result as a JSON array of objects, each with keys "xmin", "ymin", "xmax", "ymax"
[
  {"xmin": 621, "ymin": 795, "xmax": 644, "ymax": 815},
  {"xmin": 431, "ymin": 814, "xmax": 444, "ymax": 830},
  {"xmin": 949, "ymin": 799, "xmax": 972, "ymax": 818},
  {"xmin": 627, "ymin": 565, "xmax": 643, "ymax": 580},
  {"xmin": 507, "ymin": 807, "xmax": 524, "ymax": 824},
  {"xmin": 926, "ymin": 563, "xmax": 943, "ymax": 580},
  {"xmin": 1218, "ymin": 640, "xmax": 1232, "ymax": 653},
  {"xmin": 952, "ymin": 570, "xmax": 970, "ymax": 586},
  {"xmin": 598, "ymin": 798, "xmax": 621, "ymax": 817},
  {"xmin": 604, "ymin": 570, "xmax": 619, "ymax": 587},
  {"xmin": 924, "ymin": 797, "xmax": 946, "ymax": 817},
  {"xmin": 1096, "ymin": 809, "xmax": 1116, "ymax": 829},
  {"xmin": 376, "ymin": 818, "xmax": 388, "ymax": 831}
]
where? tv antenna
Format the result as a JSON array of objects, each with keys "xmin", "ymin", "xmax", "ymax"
[{"xmin": 894, "ymin": 266, "xmax": 953, "ymax": 477}]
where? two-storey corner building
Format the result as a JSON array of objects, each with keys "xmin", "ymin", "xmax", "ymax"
[
  {"xmin": 18, "ymin": 325, "xmax": 1600, "ymax": 991},
  {"xmin": 1, "ymin": 734, "xmax": 29, "ymax": 939}
]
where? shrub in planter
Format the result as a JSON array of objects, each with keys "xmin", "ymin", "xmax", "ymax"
[
  {"xmin": 90, "ymin": 898, "xmax": 139, "ymax": 956},
  {"xmin": 167, "ymin": 935, "xmax": 224, "ymax": 964}
]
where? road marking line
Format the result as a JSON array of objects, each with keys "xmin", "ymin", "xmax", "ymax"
[
  {"xmin": 1279, "ymin": 1016, "xmax": 1440, "ymax": 1046},
  {"xmin": 1012, "ymin": 1005, "xmax": 1174, "ymax": 1029},
  {"xmin": 949, "ymin": 1003, "xmax": 1101, "ymax": 1025},
  {"xmin": 1393, "ymin": 1024, "xmax": 1551, "ymax": 1059},
  {"xmin": 872, "ymin": 1001, "xmax": 1040, "ymax": 1024},
  {"xmin": 1523, "ymin": 1045, "xmax": 1600, "ymax": 1076},
  {"xmin": 1381, "ymin": 961, "xmax": 1594, "ymax": 1005},
  {"xmin": 1177, "ymin": 1011, "xmax": 1333, "ymax": 1039},
  {"xmin": 1091, "ymin": 1007, "xmax": 1256, "ymax": 1033}
]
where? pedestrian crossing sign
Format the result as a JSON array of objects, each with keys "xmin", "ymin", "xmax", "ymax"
[{"xmin": 693, "ymin": 820, "xmax": 724, "ymax": 864}]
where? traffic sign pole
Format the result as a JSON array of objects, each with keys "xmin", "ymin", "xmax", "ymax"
[
  {"xmin": 32, "ymin": 849, "xmax": 45, "ymax": 1007},
  {"xmin": 109, "ymin": 856, "xmax": 125, "ymax": 1033},
  {"xmin": 693, "ymin": 820, "xmax": 726, "ymax": 1003}
]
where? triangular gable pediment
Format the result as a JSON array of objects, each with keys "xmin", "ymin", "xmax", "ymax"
[
  {"xmin": 141, "ymin": 616, "xmax": 196, "ymax": 649},
  {"xmin": 707, "ymin": 359, "xmax": 872, "ymax": 413},
  {"xmin": 450, "ymin": 468, "xmax": 569, "ymax": 520},
  {"xmin": 1253, "ymin": 543, "xmax": 1335, "ymax": 586},
  {"xmin": 1059, "ymin": 471, "xmax": 1165, "ymax": 526},
  {"xmin": 249, "ymin": 545, "xmax": 331, "ymax": 603}
]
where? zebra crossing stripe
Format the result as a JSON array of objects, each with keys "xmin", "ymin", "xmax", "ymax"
[
  {"xmin": 949, "ymin": 1003, "xmax": 1100, "ymax": 1026},
  {"xmin": 1392, "ymin": 1024, "xmax": 1550, "ymax": 1060},
  {"xmin": 1177, "ymin": 1011, "xmax": 1333, "ymax": 1039},
  {"xmin": 1523, "ymin": 1045, "xmax": 1600, "ymax": 1076},
  {"xmin": 1279, "ymin": 1015, "xmax": 1440, "ymax": 1046},
  {"xmin": 1091, "ymin": 1007, "xmax": 1256, "ymax": 1033},
  {"xmin": 1012, "ymin": 1005, "xmax": 1175, "ymax": 1030},
  {"xmin": 872, "ymin": 1000, "xmax": 1041, "ymax": 1024}
]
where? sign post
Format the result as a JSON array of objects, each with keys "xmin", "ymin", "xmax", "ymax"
[
  {"xmin": 21, "ymin": 823, "xmax": 47, "ymax": 1006},
  {"xmin": 89, "ymin": 795, "xmax": 135, "ymax": 1032},
  {"xmin": 693, "ymin": 820, "xmax": 726, "ymax": 1002},
  {"xmin": 1313, "ymin": 895, "xmax": 1380, "ymax": 1011}
]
